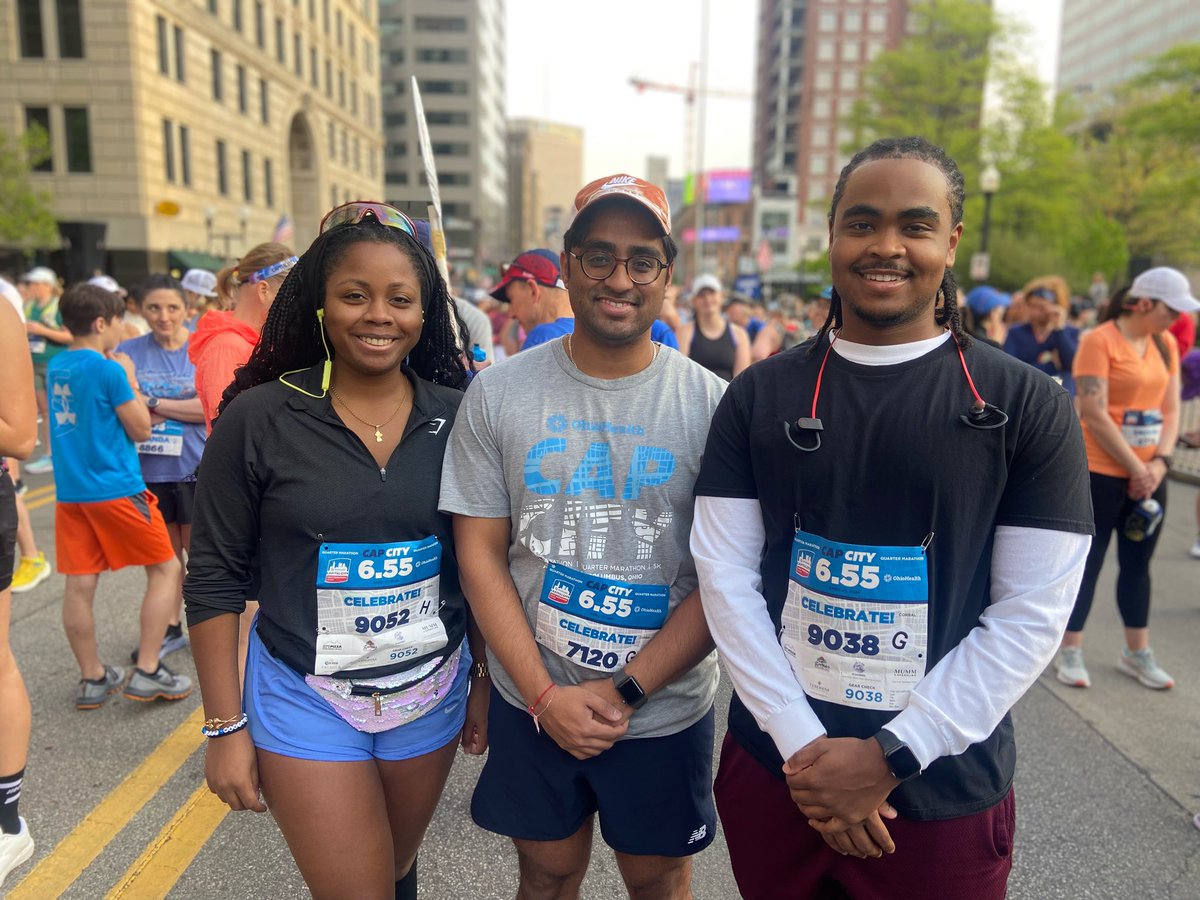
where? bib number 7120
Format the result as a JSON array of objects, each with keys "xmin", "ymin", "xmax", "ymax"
[{"xmin": 813, "ymin": 558, "xmax": 880, "ymax": 590}]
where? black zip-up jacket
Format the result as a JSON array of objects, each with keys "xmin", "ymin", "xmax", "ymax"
[{"xmin": 184, "ymin": 363, "xmax": 466, "ymax": 679}]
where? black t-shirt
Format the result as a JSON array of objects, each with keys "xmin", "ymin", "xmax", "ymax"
[
  {"xmin": 695, "ymin": 335, "xmax": 1093, "ymax": 819},
  {"xmin": 184, "ymin": 364, "xmax": 467, "ymax": 680}
]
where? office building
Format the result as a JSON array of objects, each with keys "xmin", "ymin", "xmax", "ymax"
[
  {"xmin": 2, "ymin": 0, "xmax": 383, "ymax": 282},
  {"xmin": 378, "ymin": 0, "xmax": 508, "ymax": 269},
  {"xmin": 506, "ymin": 118, "xmax": 583, "ymax": 252}
]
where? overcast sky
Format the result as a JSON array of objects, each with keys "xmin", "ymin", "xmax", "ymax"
[{"xmin": 505, "ymin": 0, "xmax": 1062, "ymax": 181}]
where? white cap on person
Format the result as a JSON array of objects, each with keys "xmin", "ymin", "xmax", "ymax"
[
  {"xmin": 181, "ymin": 269, "xmax": 218, "ymax": 298},
  {"xmin": 1129, "ymin": 267, "xmax": 1200, "ymax": 313}
]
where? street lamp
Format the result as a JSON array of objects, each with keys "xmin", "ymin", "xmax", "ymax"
[
  {"xmin": 204, "ymin": 205, "xmax": 250, "ymax": 261},
  {"xmin": 979, "ymin": 164, "xmax": 1000, "ymax": 255}
]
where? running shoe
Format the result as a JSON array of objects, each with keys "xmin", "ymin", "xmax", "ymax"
[
  {"xmin": 76, "ymin": 665, "xmax": 126, "ymax": 710},
  {"xmin": 1054, "ymin": 646, "xmax": 1091, "ymax": 688},
  {"xmin": 128, "ymin": 624, "xmax": 189, "ymax": 664},
  {"xmin": 1190, "ymin": 536, "xmax": 1200, "ymax": 559},
  {"xmin": 22, "ymin": 456, "xmax": 52, "ymax": 475},
  {"xmin": 11, "ymin": 554, "xmax": 51, "ymax": 594},
  {"xmin": 0, "ymin": 818, "xmax": 34, "ymax": 890},
  {"xmin": 1117, "ymin": 647, "xmax": 1175, "ymax": 690},
  {"xmin": 123, "ymin": 664, "xmax": 192, "ymax": 702}
]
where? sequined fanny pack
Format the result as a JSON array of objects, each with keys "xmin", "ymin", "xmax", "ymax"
[{"xmin": 304, "ymin": 644, "xmax": 462, "ymax": 734}]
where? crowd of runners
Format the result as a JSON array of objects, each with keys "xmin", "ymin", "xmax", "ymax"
[{"xmin": 2, "ymin": 136, "xmax": 1199, "ymax": 898}]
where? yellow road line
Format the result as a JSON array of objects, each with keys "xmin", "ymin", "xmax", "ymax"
[
  {"xmin": 19, "ymin": 483, "xmax": 56, "ymax": 502},
  {"xmin": 24, "ymin": 492, "xmax": 54, "ymax": 512},
  {"xmin": 106, "ymin": 786, "xmax": 229, "ymax": 900},
  {"xmin": 7, "ymin": 707, "xmax": 205, "ymax": 900}
]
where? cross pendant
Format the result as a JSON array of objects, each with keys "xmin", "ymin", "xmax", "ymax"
[{"xmin": 374, "ymin": 429, "xmax": 383, "ymax": 443}]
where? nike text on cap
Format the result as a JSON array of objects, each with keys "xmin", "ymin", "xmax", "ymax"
[{"xmin": 573, "ymin": 174, "xmax": 672, "ymax": 236}]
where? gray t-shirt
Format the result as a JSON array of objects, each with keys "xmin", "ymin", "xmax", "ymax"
[{"xmin": 440, "ymin": 338, "xmax": 725, "ymax": 738}]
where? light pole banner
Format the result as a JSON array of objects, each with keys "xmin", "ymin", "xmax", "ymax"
[{"xmin": 411, "ymin": 76, "xmax": 450, "ymax": 287}]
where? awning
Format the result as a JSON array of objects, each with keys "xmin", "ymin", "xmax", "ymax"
[{"xmin": 167, "ymin": 249, "xmax": 226, "ymax": 272}]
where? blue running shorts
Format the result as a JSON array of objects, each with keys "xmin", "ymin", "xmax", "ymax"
[
  {"xmin": 471, "ymin": 686, "xmax": 717, "ymax": 857},
  {"xmin": 244, "ymin": 628, "xmax": 470, "ymax": 762}
]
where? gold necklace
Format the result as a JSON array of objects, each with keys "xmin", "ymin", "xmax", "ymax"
[{"xmin": 330, "ymin": 387, "xmax": 408, "ymax": 443}]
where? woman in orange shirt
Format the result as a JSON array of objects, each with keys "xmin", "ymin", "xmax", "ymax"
[{"xmin": 1057, "ymin": 268, "xmax": 1197, "ymax": 691}]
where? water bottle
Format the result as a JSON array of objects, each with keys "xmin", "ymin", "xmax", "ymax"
[{"xmin": 1123, "ymin": 498, "xmax": 1164, "ymax": 542}]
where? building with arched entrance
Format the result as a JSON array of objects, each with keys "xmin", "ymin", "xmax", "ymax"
[{"xmin": 3, "ymin": 0, "xmax": 383, "ymax": 284}]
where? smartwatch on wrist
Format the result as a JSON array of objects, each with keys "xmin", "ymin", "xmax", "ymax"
[
  {"xmin": 873, "ymin": 728, "xmax": 922, "ymax": 782},
  {"xmin": 612, "ymin": 668, "xmax": 647, "ymax": 709},
  {"xmin": 145, "ymin": 396, "xmax": 160, "ymax": 410},
  {"xmin": 1153, "ymin": 454, "xmax": 1172, "ymax": 470}
]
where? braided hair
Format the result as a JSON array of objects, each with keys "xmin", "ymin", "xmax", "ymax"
[
  {"xmin": 812, "ymin": 136, "xmax": 971, "ymax": 353},
  {"xmin": 218, "ymin": 217, "xmax": 471, "ymax": 416}
]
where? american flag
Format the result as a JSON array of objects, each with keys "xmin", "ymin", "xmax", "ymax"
[{"xmin": 272, "ymin": 213, "xmax": 294, "ymax": 245}]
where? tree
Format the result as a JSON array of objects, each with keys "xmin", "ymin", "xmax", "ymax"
[{"xmin": 0, "ymin": 124, "xmax": 59, "ymax": 249}]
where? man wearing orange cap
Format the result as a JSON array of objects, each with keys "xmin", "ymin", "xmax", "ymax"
[{"xmin": 443, "ymin": 174, "xmax": 724, "ymax": 898}]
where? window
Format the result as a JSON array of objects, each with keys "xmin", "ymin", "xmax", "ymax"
[
  {"xmin": 308, "ymin": 0, "xmax": 314, "ymax": 20},
  {"xmin": 437, "ymin": 171, "xmax": 469, "ymax": 186},
  {"xmin": 813, "ymin": 96, "xmax": 832, "ymax": 118},
  {"xmin": 17, "ymin": 0, "xmax": 44, "ymax": 58},
  {"xmin": 327, "ymin": 121, "xmax": 335, "ymax": 155},
  {"xmin": 293, "ymin": 33, "xmax": 302, "ymax": 75},
  {"xmin": 211, "ymin": 49, "xmax": 223, "ymax": 100},
  {"xmin": 341, "ymin": 129, "xmax": 347, "ymax": 164},
  {"xmin": 349, "ymin": 23, "xmax": 356, "ymax": 59},
  {"xmin": 275, "ymin": 18, "xmax": 285, "ymax": 63},
  {"xmin": 237, "ymin": 65, "xmax": 247, "ymax": 113},
  {"xmin": 868, "ymin": 11, "xmax": 887, "ymax": 32},
  {"xmin": 216, "ymin": 140, "xmax": 228, "ymax": 195},
  {"xmin": 431, "ymin": 142, "xmax": 469, "ymax": 156},
  {"xmin": 818, "ymin": 11, "xmax": 836, "ymax": 31},
  {"xmin": 233, "ymin": 0, "xmax": 242, "ymax": 31},
  {"xmin": 353, "ymin": 137, "xmax": 360, "ymax": 170},
  {"xmin": 208, "ymin": 0, "xmax": 218, "ymax": 13},
  {"xmin": 426, "ymin": 110, "xmax": 468, "ymax": 126},
  {"xmin": 414, "ymin": 16, "xmax": 467, "ymax": 32},
  {"xmin": 844, "ymin": 10, "xmax": 862, "ymax": 31},
  {"xmin": 242, "ymin": 149, "xmax": 253, "ymax": 201},
  {"xmin": 809, "ymin": 155, "xmax": 828, "ymax": 176},
  {"xmin": 387, "ymin": 50, "xmax": 404, "ymax": 65},
  {"xmin": 369, "ymin": 148, "xmax": 376, "ymax": 178},
  {"xmin": 841, "ymin": 69, "xmax": 859, "ymax": 90},
  {"xmin": 264, "ymin": 158, "xmax": 274, "ymax": 207},
  {"xmin": 254, "ymin": 1, "xmax": 265, "ymax": 47},
  {"xmin": 24, "ymin": 107, "xmax": 52, "ymax": 172},
  {"xmin": 843, "ymin": 42, "xmax": 860, "ymax": 62},
  {"xmin": 56, "ymin": 0, "xmax": 85, "ymax": 58},
  {"xmin": 180, "ymin": 125, "xmax": 191, "ymax": 186},
  {"xmin": 331, "ymin": 185, "xmax": 338, "ymax": 209},
  {"xmin": 817, "ymin": 40, "xmax": 834, "ymax": 62},
  {"xmin": 363, "ymin": 38, "xmax": 373, "ymax": 72},
  {"xmin": 64, "ymin": 106, "xmax": 91, "ymax": 172},
  {"xmin": 387, "ymin": 141, "xmax": 407, "ymax": 158},
  {"xmin": 336, "ymin": 9, "xmax": 342, "ymax": 45},
  {"xmin": 811, "ymin": 125, "xmax": 831, "ymax": 147},
  {"xmin": 156, "ymin": 16, "xmax": 169, "ymax": 74},
  {"xmin": 386, "ymin": 172, "xmax": 409, "ymax": 186},
  {"xmin": 417, "ymin": 48, "xmax": 467, "ymax": 63},
  {"xmin": 325, "ymin": 59, "xmax": 332, "ymax": 98},
  {"xmin": 867, "ymin": 40, "xmax": 884, "ymax": 60},
  {"xmin": 310, "ymin": 47, "xmax": 318, "ymax": 87},
  {"xmin": 322, "ymin": 0, "xmax": 329, "ymax": 31},
  {"xmin": 815, "ymin": 70, "xmax": 833, "ymax": 90},
  {"xmin": 173, "ymin": 26, "xmax": 185, "ymax": 82},
  {"xmin": 365, "ymin": 93, "xmax": 375, "ymax": 127},
  {"xmin": 163, "ymin": 118, "xmax": 175, "ymax": 182},
  {"xmin": 260, "ymin": 78, "xmax": 269, "ymax": 124},
  {"xmin": 421, "ymin": 81, "xmax": 468, "ymax": 95},
  {"xmin": 338, "ymin": 70, "xmax": 345, "ymax": 105},
  {"xmin": 351, "ymin": 81, "xmax": 358, "ymax": 116}
]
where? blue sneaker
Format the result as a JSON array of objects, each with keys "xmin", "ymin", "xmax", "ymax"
[{"xmin": 23, "ymin": 456, "xmax": 53, "ymax": 475}]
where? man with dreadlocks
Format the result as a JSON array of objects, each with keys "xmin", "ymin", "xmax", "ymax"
[
  {"xmin": 184, "ymin": 202, "xmax": 485, "ymax": 900},
  {"xmin": 690, "ymin": 137, "xmax": 1094, "ymax": 899}
]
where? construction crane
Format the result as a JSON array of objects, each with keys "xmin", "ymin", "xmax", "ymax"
[{"xmin": 629, "ymin": 72, "xmax": 752, "ymax": 177}]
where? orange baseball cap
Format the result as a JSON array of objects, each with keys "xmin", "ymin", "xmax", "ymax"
[{"xmin": 573, "ymin": 174, "xmax": 672, "ymax": 236}]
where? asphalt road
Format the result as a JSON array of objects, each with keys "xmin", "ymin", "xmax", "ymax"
[{"xmin": 5, "ymin": 474, "xmax": 1199, "ymax": 899}]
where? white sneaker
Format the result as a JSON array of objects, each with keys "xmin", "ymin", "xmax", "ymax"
[
  {"xmin": 1117, "ymin": 647, "xmax": 1175, "ymax": 690},
  {"xmin": 0, "ymin": 817, "xmax": 34, "ymax": 890},
  {"xmin": 1189, "ymin": 536, "xmax": 1200, "ymax": 559},
  {"xmin": 1055, "ymin": 646, "xmax": 1091, "ymax": 688}
]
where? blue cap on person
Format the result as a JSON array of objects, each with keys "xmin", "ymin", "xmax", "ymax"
[{"xmin": 966, "ymin": 286, "xmax": 1010, "ymax": 317}]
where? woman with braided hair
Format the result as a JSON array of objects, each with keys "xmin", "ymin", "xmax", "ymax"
[{"xmin": 184, "ymin": 202, "xmax": 485, "ymax": 900}]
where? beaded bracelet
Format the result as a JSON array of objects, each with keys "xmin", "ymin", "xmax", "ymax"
[{"xmin": 201, "ymin": 713, "xmax": 249, "ymax": 738}]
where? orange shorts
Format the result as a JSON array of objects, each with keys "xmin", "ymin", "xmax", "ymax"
[{"xmin": 55, "ymin": 491, "xmax": 175, "ymax": 575}]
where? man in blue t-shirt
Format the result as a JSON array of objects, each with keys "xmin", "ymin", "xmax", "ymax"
[
  {"xmin": 47, "ymin": 284, "xmax": 191, "ymax": 711},
  {"xmin": 492, "ymin": 249, "xmax": 679, "ymax": 352}
]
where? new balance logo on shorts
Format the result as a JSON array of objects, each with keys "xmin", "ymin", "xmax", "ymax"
[{"xmin": 687, "ymin": 825, "xmax": 707, "ymax": 845}]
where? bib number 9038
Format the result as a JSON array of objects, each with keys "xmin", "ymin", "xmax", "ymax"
[{"xmin": 807, "ymin": 623, "xmax": 880, "ymax": 656}]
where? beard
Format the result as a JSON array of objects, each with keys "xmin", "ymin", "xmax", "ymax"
[{"xmin": 841, "ymin": 289, "xmax": 939, "ymax": 330}]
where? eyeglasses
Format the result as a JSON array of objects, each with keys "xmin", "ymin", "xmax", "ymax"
[
  {"xmin": 319, "ymin": 201, "xmax": 418, "ymax": 238},
  {"xmin": 568, "ymin": 250, "xmax": 668, "ymax": 285}
]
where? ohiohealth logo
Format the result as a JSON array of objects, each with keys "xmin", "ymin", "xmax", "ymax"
[{"xmin": 546, "ymin": 415, "xmax": 568, "ymax": 433}]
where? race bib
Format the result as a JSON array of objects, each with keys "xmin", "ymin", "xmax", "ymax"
[
  {"xmin": 780, "ymin": 530, "xmax": 929, "ymax": 712},
  {"xmin": 535, "ymin": 562, "xmax": 669, "ymax": 673},
  {"xmin": 137, "ymin": 420, "xmax": 184, "ymax": 457},
  {"xmin": 314, "ymin": 537, "xmax": 446, "ymax": 675},
  {"xmin": 28, "ymin": 337, "xmax": 47, "ymax": 355},
  {"xmin": 1121, "ymin": 409, "xmax": 1163, "ymax": 449}
]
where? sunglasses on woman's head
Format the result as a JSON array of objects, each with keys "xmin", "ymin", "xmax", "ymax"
[{"xmin": 319, "ymin": 201, "xmax": 418, "ymax": 238}]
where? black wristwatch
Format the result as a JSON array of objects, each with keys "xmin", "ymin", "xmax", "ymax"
[
  {"xmin": 612, "ymin": 668, "xmax": 647, "ymax": 709},
  {"xmin": 145, "ymin": 396, "xmax": 160, "ymax": 410},
  {"xmin": 873, "ymin": 728, "xmax": 922, "ymax": 782}
]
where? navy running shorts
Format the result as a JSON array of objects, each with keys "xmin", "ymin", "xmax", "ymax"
[
  {"xmin": 0, "ymin": 470, "xmax": 15, "ymax": 592},
  {"xmin": 471, "ymin": 686, "xmax": 717, "ymax": 858},
  {"xmin": 244, "ymin": 628, "xmax": 471, "ymax": 762},
  {"xmin": 147, "ymin": 480, "xmax": 196, "ymax": 526}
]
